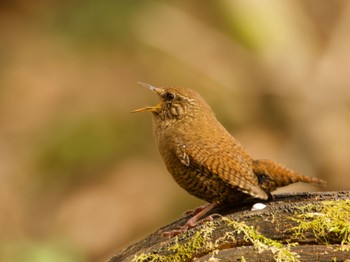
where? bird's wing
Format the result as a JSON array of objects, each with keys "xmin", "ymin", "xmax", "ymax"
[{"xmin": 174, "ymin": 140, "xmax": 268, "ymax": 200}]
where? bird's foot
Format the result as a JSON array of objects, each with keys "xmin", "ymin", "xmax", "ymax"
[
  {"xmin": 161, "ymin": 217, "xmax": 199, "ymax": 238},
  {"xmin": 161, "ymin": 225, "xmax": 189, "ymax": 238},
  {"xmin": 161, "ymin": 213, "xmax": 222, "ymax": 238},
  {"xmin": 161, "ymin": 202, "xmax": 218, "ymax": 238}
]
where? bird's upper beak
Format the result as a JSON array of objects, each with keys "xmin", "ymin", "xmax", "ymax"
[{"xmin": 131, "ymin": 82, "xmax": 165, "ymax": 113}]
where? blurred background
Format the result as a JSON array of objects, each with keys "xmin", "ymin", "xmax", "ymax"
[{"xmin": 1, "ymin": 0, "xmax": 350, "ymax": 261}]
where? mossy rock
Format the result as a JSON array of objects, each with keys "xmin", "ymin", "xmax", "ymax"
[{"xmin": 110, "ymin": 191, "xmax": 350, "ymax": 262}]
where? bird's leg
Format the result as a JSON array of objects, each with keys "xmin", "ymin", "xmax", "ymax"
[
  {"xmin": 183, "ymin": 202, "xmax": 211, "ymax": 216},
  {"xmin": 161, "ymin": 202, "xmax": 218, "ymax": 238},
  {"xmin": 184, "ymin": 202, "xmax": 217, "ymax": 227}
]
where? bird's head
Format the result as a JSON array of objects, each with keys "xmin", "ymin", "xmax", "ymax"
[{"xmin": 132, "ymin": 82, "xmax": 211, "ymax": 127}]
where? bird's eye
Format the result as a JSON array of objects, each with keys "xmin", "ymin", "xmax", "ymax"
[{"xmin": 164, "ymin": 92, "xmax": 175, "ymax": 101}]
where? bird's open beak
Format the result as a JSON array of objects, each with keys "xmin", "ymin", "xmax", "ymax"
[{"xmin": 131, "ymin": 82, "xmax": 165, "ymax": 113}]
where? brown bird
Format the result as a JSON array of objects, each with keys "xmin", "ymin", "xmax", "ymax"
[{"xmin": 133, "ymin": 82, "xmax": 326, "ymax": 236}]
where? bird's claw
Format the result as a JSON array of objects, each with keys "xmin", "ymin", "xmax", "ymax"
[{"xmin": 161, "ymin": 226, "xmax": 189, "ymax": 238}]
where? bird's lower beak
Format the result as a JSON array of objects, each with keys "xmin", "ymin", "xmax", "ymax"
[{"xmin": 131, "ymin": 102, "xmax": 162, "ymax": 113}]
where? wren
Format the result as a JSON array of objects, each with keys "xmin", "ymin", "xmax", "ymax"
[{"xmin": 133, "ymin": 82, "xmax": 326, "ymax": 237}]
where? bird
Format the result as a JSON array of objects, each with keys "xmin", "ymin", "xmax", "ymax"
[{"xmin": 132, "ymin": 82, "xmax": 326, "ymax": 237}]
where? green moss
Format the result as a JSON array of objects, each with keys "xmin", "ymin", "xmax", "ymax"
[
  {"xmin": 133, "ymin": 217, "xmax": 299, "ymax": 262},
  {"xmin": 131, "ymin": 253, "xmax": 164, "ymax": 262},
  {"xmin": 291, "ymin": 199, "xmax": 350, "ymax": 247},
  {"xmin": 168, "ymin": 223, "xmax": 216, "ymax": 261},
  {"xmin": 132, "ymin": 221, "xmax": 216, "ymax": 262},
  {"xmin": 219, "ymin": 217, "xmax": 299, "ymax": 262}
]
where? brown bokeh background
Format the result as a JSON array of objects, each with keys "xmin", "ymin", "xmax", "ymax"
[{"xmin": 1, "ymin": 1, "xmax": 350, "ymax": 261}]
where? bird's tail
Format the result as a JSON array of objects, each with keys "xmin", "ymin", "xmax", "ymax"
[{"xmin": 253, "ymin": 159, "xmax": 326, "ymax": 192}]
